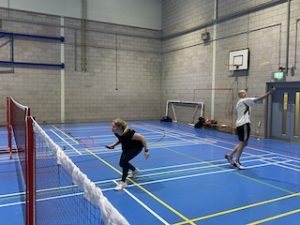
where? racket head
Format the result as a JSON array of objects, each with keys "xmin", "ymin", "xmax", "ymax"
[
  {"xmin": 79, "ymin": 137, "xmax": 95, "ymax": 148},
  {"xmin": 150, "ymin": 128, "xmax": 166, "ymax": 147}
]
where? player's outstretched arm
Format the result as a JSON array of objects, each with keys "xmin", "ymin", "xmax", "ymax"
[{"xmin": 254, "ymin": 87, "xmax": 276, "ymax": 102}]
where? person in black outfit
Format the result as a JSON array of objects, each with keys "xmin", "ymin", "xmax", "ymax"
[{"xmin": 106, "ymin": 118, "xmax": 149, "ymax": 190}]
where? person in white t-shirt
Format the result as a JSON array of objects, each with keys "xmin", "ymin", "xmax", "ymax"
[{"xmin": 225, "ymin": 88, "xmax": 275, "ymax": 169}]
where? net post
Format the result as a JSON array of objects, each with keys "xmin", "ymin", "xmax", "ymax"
[
  {"xmin": 26, "ymin": 116, "xmax": 35, "ymax": 225},
  {"xmin": 7, "ymin": 97, "xmax": 12, "ymax": 159}
]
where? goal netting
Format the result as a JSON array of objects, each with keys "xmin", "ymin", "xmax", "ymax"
[
  {"xmin": 165, "ymin": 100, "xmax": 204, "ymax": 125},
  {"xmin": 193, "ymin": 88, "xmax": 235, "ymax": 132}
]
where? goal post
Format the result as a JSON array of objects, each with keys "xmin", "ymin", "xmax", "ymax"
[{"xmin": 165, "ymin": 100, "xmax": 204, "ymax": 125}]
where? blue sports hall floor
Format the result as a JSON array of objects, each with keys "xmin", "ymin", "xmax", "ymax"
[{"xmin": 0, "ymin": 120, "xmax": 300, "ymax": 225}]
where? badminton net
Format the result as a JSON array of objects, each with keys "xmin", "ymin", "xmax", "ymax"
[
  {"xmin": 32, "ymin": 117, "xmax": 129, "ymax": 225},
  {"xmin": 8, "ymin": 96, "xmax": 129, "ymax": 225},
  {"xmin": 6, "ymin": 97, "xmax": 32, "ymax": 225},
  {"xmin": 5, "ymin": 97, "xmax": 30, "ymax": 159}
]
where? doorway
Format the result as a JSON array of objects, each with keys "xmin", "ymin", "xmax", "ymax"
[{"xmin": 267, "ymin": 81, "xmax": 300, "ymax": 142}]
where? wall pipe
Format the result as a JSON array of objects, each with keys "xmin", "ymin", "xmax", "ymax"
[
  {"xmin": 285, "ymin": 0, "xmax": 291, "ymax": 75},
  {"xmin": 81, "ymin": 0, "xmax": 87, "ymax": 72},
  {"xmin": 294, "ymin": 18, "xmax": 300, "ymax": 70},
  {"xmin": 211, "ymin": 0, "xmax": 218, "ymax": 120}
]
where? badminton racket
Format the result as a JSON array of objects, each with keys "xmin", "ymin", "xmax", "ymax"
[
  {"xmin": 78, "ymin": 137, "xmax": 95, "ymax": 148},
  {"xmin": 150, "ymin": 128, "xmax": 167, "ymax": 147},
  {"xmin": 64, "ymin": 131, "xmax": 95, "ymax": 148},
  {"xmin": 105, "ymin": 145, "xmax": 114, "ymax": 149}
]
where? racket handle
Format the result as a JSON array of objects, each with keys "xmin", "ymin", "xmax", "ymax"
[
  {"xmin": 144, "ymin": 151, "xmax": 150, "ymax": 160},
  {"xmin": 105, "ymin": 145, "xmax": 113, "ymax": 149}
]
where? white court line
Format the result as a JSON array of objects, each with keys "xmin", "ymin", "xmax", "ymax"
[
  {"xmin": 281, "ymin": 162, "xmax": 300, "ymax": 169},
  {"xmin": 135, "ymin": 125, "xmax": 221, "ymax": 146},
  {"xmin": 0, "ymin": 177, "xmax": 117, "ymax": 200},
  {"xmin": 3, "ymin": 126, "xmax": 298, "ymax": 202},
  {"xmin": 50, "ymin": 129, "xmax": 82, "ymax": 155},
  {"xmin": 113, "ymin": 180, "xmax": 170, "ymax": 225},
  {"xmin": 50, "ymin": 141, "xmax": 299, "ymax": 176},
  {"xmin": 2, "ymin": 124, "xmax": 298, "ymax": 208},
  {"xmin": 43, "ymin": 125, "xmax": 111, "ymax": 132},
  {"xmin": 91, "ymin": 131, "xmax": 161, "ymax": 138},
  {"xmin": 140, "ymin": 153, "xmax": 275, "ymax": 172},
  {"xmin": 0, "ymin": 158, "xmax": 18, "ymax": 163},
  {"xmin": 128, "ymin": 160, "xmax": 298, "ymax": 192},
  {"xmin": 0, "ymin": 192, "xmax": 25, "ymax": 198},
  {"xmin": 139, "ymin": 158, "xmax": 295, "ymax": 178},
  {"xmin": 138, "ymin": 123, "xmax": 300, "ymax": 163},
  {"xmin": 4, "ymin": 156, "xmax": 294, "ymax": 199},
  {"xmin": 263, "ymin": 161, "xmax": 300, "ymax": 172},
  {"xmin": 137, "ymin": 124, "xmax": 281, "ymax": 165},
  {"xmin": 0, "ymin": 165, "xmax": 264, "ymax": 208},
  {"xmin": 0, "ymin": 201, "xmax": 25, "ymax": 207},
  {"xmin": 51, "ymin": 125, "xmax": 79, "ymax": 144},
  {"xmin": 1, "ymin": 157, "xmax": 296, "ymax": 209},
  {"xmin": 0, "ymin": 191, "xmax": 83, "ymax": 208}
]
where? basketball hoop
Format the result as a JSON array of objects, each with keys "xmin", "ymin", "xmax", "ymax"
[
  {"xmin": 229, "ymin": 64, "xmax": 242, "ymax": 71},
  {"xmin": 233, "ymin": 64, "xmax": 240, "ymax": 69}
]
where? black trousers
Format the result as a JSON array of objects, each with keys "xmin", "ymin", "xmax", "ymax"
[{"xmin": 119, "ymin": 147, "xmax": 142, "ymax": 182}]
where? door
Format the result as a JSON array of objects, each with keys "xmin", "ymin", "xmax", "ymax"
[{"xmin": 268, "ymin": 82, "xmax": 300, "ymax": 142}]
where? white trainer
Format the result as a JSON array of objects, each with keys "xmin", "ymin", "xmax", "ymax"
[
  {"xmin": 128, "ymin": 169, "xmax": 139, "ymax": 178},
  {"xmin": 235, "ymin": 162, "xmax": 246, "ymax": 170},
  {"xmin": 114, "ymin": 181, "xmax": 127, "ymax": 191}
]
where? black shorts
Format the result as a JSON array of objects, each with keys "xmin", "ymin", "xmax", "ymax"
[{"xmin": 236, "ymin": 123, "xmax": 250, "ymax": 142}]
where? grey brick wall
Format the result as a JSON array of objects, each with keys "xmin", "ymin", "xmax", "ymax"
[
  {"xmin": 162, "ymin": 0, "xmax": 300, "ymax": 135},
  {"xmin": 0, "ymin": 8, "xmax": 162, "ymax": 124},
  {"xmin": 1, "ymin": 0, "xmax": 300, "ymax": 138}
]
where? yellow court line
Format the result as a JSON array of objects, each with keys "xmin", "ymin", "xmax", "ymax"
[
  {"xmin": 174, "ymin": 192, "xmax": 300, "ymax": 225},
  {"xmin": 53, "ymin": 126, "xmax": 196, "ymax": 225},
  {"xmin": 237, "ymin": 173, "xmax": 295, "ymax": 195},
  {"xmin": 247, "ymin": 208, "xmax": 300, "ymax": 225},
  {"xmin": 161, "ymin": 133, "xmax": 295, "ymax": 195}
]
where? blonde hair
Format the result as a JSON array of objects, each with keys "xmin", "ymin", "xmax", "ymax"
[{"xmin": 113, "ymin": 118, "xmax": 128, "ymax": 131}]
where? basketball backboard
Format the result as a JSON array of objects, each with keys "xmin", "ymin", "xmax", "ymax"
[{"xmin": 229, "ymin": 48, "xmax": 249, "ymax": 71}]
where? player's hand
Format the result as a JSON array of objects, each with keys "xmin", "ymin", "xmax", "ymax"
[
  {"xmin": 105, "ymin": 145, "xmax": 114, "ymax": 149},
  {"xmin": 144, "ymin": 151, "xmax": 150, "ymax": 160}
]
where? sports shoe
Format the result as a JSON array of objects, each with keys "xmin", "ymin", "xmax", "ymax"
[
  {"xmin": 114, "ymin": 181, "xmax": 127, "ymax": 191},
  {"xmin": 235, "ymin": 162, "xmax": 245, "ymax": 170},
  {"xmin": 225, "ymin": 154, "xmax": 235, "ymax": 166},
  {"xmin": 128, "ymin": 169, "xmax": 139, "ymax": 178}
]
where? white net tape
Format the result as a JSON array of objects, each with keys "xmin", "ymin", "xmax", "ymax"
[{"xmin": 33, "ymin": 120, "xmax": 129, "ymax": 225}]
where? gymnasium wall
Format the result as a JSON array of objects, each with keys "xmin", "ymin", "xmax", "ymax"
[
  {"xmin": 161, "ymin": 0, "xmax": 300, "ymax": 135},
  {"xmin": 0, "ymin": 0, "xmax": 161, "ymax": 30},
  {"xmin": 0, "ymin": 8, "xmax": 162, "ymax": 124},
  {"xmin": 1, "ymin": 0, "xmax": 300, "ymax": 137}
]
